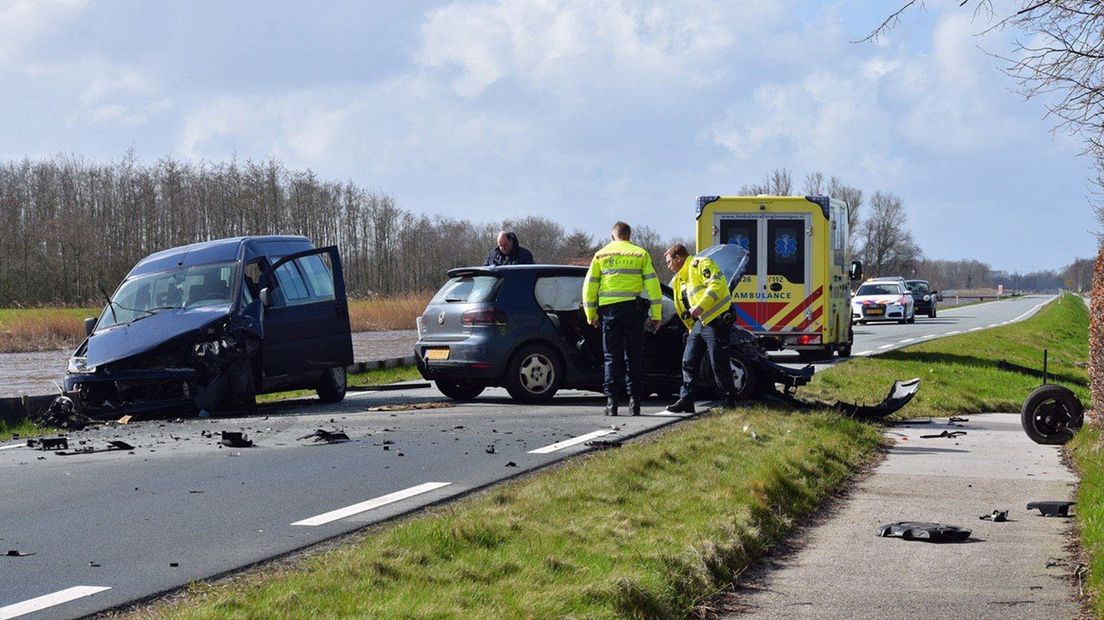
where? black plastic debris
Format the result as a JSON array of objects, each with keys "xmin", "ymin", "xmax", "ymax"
[
  {"xmin": 949, "ymin": 416, "xmax": 970, "ymax": 423},
  {"xmin": 5, "ymin": 550, "xmax": 34, "ymax": 557},
  {"xmin": 298, "ymin": 429, "xmax": 350, "ymax": 444},
  {"xmin": 505, "ymin": 461, "xmax": 517, "ymax": 467},
  {"xmin": 88, "ymin": 561, "xmax": 101, "ymax": 567},
  {"xmin": 485, "ymin": 445, "xmax": 496, "ymax": 454},
  {"xmin": 1027, "ymin": 501, "xmax": 1075, "ymax": 517},
  {"xmin": 220, "ymin": 432, "xmax": 253, "ymax": 448},
  {"xmin": 26, "ymin": 437, "xmax": 68, "ymax": 451},
  {"xmin": 53, "ymin": 440, "xmax": 135, "ymax": 456},
  {"xmin": 878, "ymin": 522, "xmax": 972, "ymax": 542},
  {"xmin": 920, "ymin": 430, "xmax": 967, "ymax": 439},
  {"xmin": 979, "ymin": 510, "xmax": 1008, "ymax": 522},
  {"xmin": 585, "ymin": 439, "xmax": 623, "ymax": 449}
]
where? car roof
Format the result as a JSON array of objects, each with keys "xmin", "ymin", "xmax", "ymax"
[
  {"xmin": 905, "ymin": 279, "xmax": 929, "ymax": 284},
  {"xmin": 130, "ymin": 235, "xmax": 312, "ymax": 277},
  {"xmin": 447, "ymin": 264, "xmax": 589, "ymax": 278}
]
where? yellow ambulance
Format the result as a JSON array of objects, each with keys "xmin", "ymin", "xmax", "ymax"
[{"xmin": 695, "ymin": 195, "xmax": 862, "ymax": 359}]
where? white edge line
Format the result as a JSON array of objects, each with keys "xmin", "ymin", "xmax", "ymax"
[
  {"xmin": 898, "ymin": 338, "xmax": 916, "ymax": 344},
  {"xmin": 0, "ymin": 443, "xmax": 25, "ymax": 451},
  {"xmin": 945, "ymin": 331, "xmax": 961, "ymax": 335},
  {"xmin": 0, "ymin": 586, "xmax": 111, "ymax": 620},
  {"xmin": 854, "ymin": 350, "xmax": 872, "ymax": 356},
  {"xmin": 292, "ymin": 482, "xmax": 451, "ymax": 527},
  {"xmin": 528, "ymin": 429, "xmax": 616, "ymax": 454},
  {"xmin": 968, "ymin": 327, "xmax": 983, "ymax": 332},
  {"xmin": 877, "ymin": 344, "xmax": 894, "ymax": 349}
]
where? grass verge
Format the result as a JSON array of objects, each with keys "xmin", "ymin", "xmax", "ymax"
[
  {"xmin": 125, "ymin": 407, "xmax": 881, "ymax": 619},
  {"xmin": 804, "ymin": 293, "xmax": 1087, "ymax": 419},
  {"xmin": 1069, "ymin": 427, "xmax": 1104, "ymax": 617}
]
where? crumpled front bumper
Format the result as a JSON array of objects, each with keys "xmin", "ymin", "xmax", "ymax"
[{"xmin": 64, "ymin": 367, "xmax": 198, "ymax": 418}]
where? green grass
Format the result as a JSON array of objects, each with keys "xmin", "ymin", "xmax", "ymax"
[
  {"xmin": 1070, "ymin": 427, "xmax": 1104, "ymax": 618},
  {"xmin": 255, "ymin": 366, "xmax": 423, "ymax": 404},
  {"xmin": 0, "ymin": 418, "xmax": 51, "ymax": 440},
  {"xmin": 804, "ymin": 293, "xmax": 1087, "ymax": 419},
  {"xmin": 129, "ymin": 407, "xmax": 881, "ymax": 619},
  {"xmin": 0, "ymin": 306, "xmax": 99, "ymax": 325}
]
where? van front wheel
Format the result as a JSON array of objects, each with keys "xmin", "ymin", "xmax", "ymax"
[{"xmin": 317, "ymin": 366, "xmax": 348, "ymax": 403}]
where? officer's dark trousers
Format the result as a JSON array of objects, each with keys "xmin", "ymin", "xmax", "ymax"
[
  {"xmin": 679, "ymin": 317, "xmax": 736, "ymax": 401},
  {"xmin": 599, "ymin": 301, "xmax": 645, "ymax": 400}
]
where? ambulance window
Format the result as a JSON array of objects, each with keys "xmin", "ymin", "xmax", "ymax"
[
  {"xmin": 831, "ymin": 206, "xmax": 845, "ymax": 265},
  {"xmin": 719, "ymin": 219, "xmax": 757, "ymax": 276},
  {"xmin": 767, "ymin": 221, "xmax": 804, "ymax": 284}
]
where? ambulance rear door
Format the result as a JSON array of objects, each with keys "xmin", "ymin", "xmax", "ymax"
[{"xmin": 715, "ymin": 212, "xmax": 811, "ymax": 336}]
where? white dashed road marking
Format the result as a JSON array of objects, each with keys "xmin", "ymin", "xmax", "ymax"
[
  {"xmin": 877, "ymin": 344, "xmax": 894, "ymax": 350},
  {"xmin": 0, "ymin": 586, "xmax": 111, "ymax": 620},
  {"xmin": 854, "ymin": 351, "xmax": 873, "ymax": 357},
  {"xmin": 292, "ymin": 482, "xmax": 452, "ymax": 527},
  {"xmin": 0, "ymin": 443, "xmax": 24, "ymax": 451},
  {"xmin": 945, "ymin": 331, "xmax": 961, "ymax": 335},
  {"xmin": 898, "ymin": 338, "xmax": 916, "ymax": 344},
  {"xmin": 529, "ymin": 429, "xmax": 617, "ymax": 454}
]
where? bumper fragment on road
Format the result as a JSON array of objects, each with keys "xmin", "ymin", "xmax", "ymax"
[
  {"xmin": 0, "ymin": 586, "xmax": 111, "ymax": 620},
  {"xmin": 292, "ymin": 482, "xmax": 452, "ymax": 527},
  {"xmin": 528, "ymin": 429, "xmax": 617, "ymax": 454}
]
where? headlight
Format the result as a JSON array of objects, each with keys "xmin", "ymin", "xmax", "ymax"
[
  {"xmin": 67, "ymin": 356, "xmax": 96, "ymax": 374},
  {"xmin": 923, "ymin": 294, "xmax": 931, "ymax": 301},
  {"xmin": 194, "ymin": 340, "xmax": 221, "ymax": 357}
]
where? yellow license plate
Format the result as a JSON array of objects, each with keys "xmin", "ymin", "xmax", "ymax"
[
  {"xmin": 425, "ymin": 348, "xmax": 450, "ymax": 361},
  {"xmin": 866, "ymin": 308, "xmax": 884, "ymax": 316}
]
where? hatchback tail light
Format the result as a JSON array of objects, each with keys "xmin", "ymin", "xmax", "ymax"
[
  {"xmin": 462, "ymin": 307, "xmax": 508, "ymax": 326},
  {"xmin": 796, "ymin": 334, "xmax": 822, "ymax": 345}
]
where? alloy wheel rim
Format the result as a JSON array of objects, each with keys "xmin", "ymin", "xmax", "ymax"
[{"xmin": 519, "ymin": 354, "xmax": 554, "ymax": 393}]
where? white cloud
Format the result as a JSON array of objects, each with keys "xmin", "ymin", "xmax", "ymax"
[{"xmin": 0, "ymin": 0, "xmax": 87, "ymax": 65}]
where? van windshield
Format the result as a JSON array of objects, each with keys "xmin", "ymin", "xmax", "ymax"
[
  {"xmin": 430, "ymin": 275, "xmax": 502, "ymax": 304},
  {"xmin": 98, "ymin": 261, "xmax": 238, "ymax": 330}
]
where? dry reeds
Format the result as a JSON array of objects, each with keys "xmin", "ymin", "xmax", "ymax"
[
  {"xmin": 0, "ymin": 310, "xmax": 89, "ymax": 353},
  {"xmin": 348, "ymin": 293, "xmax": 432, "ymax": 332}
]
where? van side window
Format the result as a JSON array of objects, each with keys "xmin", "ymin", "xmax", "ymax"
[
  {"xmin": 298, "ymin": 254, "xmax": 336, "ymax": 301},
  {"xmin": 273, "ymin": 261, "xmax": 311, "ymax": 306}
]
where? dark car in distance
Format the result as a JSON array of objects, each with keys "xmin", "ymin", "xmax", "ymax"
[
  {"xmin": 415, "ymin": 245, "xmax": 808, "ymax": 404},
  {"xmin": 905, "ymin": 279, "xmax": 941, "ymax": 318},
  {"xmin": 63, "ymin": 236, "xmax": 354, "ymax": 418}
]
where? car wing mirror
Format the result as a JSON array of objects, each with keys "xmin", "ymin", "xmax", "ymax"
[
  {"xmin": 848, "ymin": 260, "xmax": 863, "ymax": 282},
  {"xmin": 84, "ymin": 317, "xmax": 97, "ymax": 337}
]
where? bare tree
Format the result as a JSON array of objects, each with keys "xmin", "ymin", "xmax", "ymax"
[
  {"xmin": 860, "ymin": 191, "xmax": 923, "ymax": 276},
  {"xmin": 740, "ymin": 167, "xmax": 794, "ymax": 195},
  {"xmin": 802, "ymin": 171, "xmax": 825, "ymax": 195},
  {"xmin": 828, "ymin": 176, "xmax": 864, "ymax": 259}
]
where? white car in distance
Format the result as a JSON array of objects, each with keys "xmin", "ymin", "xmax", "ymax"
[{"xmin": 851, "ymin": 278, "xmax": 915, "ymax": 324}]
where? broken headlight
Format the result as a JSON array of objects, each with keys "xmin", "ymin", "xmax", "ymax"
[
  {"xmin": 67, "ymin": 356, "xmax": 96, "ymax": 374},
  {"xmin": 193, "ymin": 340, "xmax": 223, "ymax": 357}
]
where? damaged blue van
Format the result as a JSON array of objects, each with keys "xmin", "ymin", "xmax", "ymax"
[{"xmin": 62, "ymin": 236, "xmax": 354, "ymax": 419}]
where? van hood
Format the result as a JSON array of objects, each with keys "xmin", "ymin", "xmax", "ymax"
[{"xmin": 84, "ymin": 305, "xmax": 231, "ymax": 368}]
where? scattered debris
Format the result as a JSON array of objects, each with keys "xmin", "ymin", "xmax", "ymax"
[
  {"xmin": 877, "ymin": 522, "xmax": 972, "ymax": 542},
  {"xmin": 949, "ymin": 416, "xmax": 969, "ymax": 423},
  {"xmin": 585, "ymin": 439, "xmax": 623, "ymax": 449},
  {"xmin": 117, "ymin": 415, "xmax": 133, "ymax": 425},
  {"xmin": 979, "ymin": 510, "xmax": 1008, "ymax": 522},
  {"xmin": 26, "ymin": 437, "xmax": 68, "ymax": 451},
  {"xmin": 53, "ymin": 440, "xmax": 135, "ymax": 456},
  {"xmin": 297, "ymin": 429, "xmax": 350, "ymax": 444},
  {"xmin": 1027, "ymin": 501, "xmax": 1075, "ymax": 517},
  {"xmin": 169, "ymin": 562, "xmax": 179, "ymax": 567},
  {"xmin": 88, "ymin": 561, "xmax": 101, "ymax": 567},
  {"xmin": 485, "ymin": 445, "xmax": 496, "ymax": 454},
  {"xmin": 365, "ymin": 402, "xmax": 452, "ymax": 412},
  {"xmin": 505, "ymin": 461, "xmax": 517, "ymax": 467},
  {"xmin": 920, "ymin": 430, "xmax": 967, "ymax": 439},
  {"xmin": 1045, "ymin": 558, "xmax": 1067, "ymax": 568},
  {"xmin": 5, "ymin": 550, "xmax": 34, "ymax": 557},
  {"xmin": 220, "ymin": 432, "xmax": 253, "ymax": 448}
]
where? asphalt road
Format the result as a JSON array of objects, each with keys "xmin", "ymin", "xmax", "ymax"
[{"xmin": 0, "ymin": 295, "xmax": 1055, "ymax": 619}]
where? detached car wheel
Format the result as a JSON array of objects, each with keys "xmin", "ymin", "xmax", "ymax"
[
  {"xmin": 729, "ymin": 353, "xmax": 759, "ymax": 400},
  {"xmin": 505, "ymin": 343, "xmax": 563, "ymax": 403},
  {"xmin": 1021, "ymin": 384, "xmax": 1083, "ymax": 445},
  {"xmin": 436, "ymin": 380, "xmax": 485, "ymax": 401},
  {"xmin": 317, "ymin": 366, "xmax": 347, "ymax": 403}
]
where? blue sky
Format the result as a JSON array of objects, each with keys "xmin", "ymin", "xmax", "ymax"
[{"xmin": 0, "ymin": 0, "xmax": 1096, "ymax": 272}]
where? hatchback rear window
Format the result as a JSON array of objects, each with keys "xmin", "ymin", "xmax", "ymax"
[{"xmin": 431, "ymin": 275, "xmax": 502, "ymax": 304}]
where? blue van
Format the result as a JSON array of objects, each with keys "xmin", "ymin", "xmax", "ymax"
[{"xmin": 62, "ymin": 236, "xmax": 353, "ymax": 418}]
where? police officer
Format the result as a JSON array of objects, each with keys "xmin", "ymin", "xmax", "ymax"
[
  {"xmin": 582, "ymin": 221, "xmax": 662, "ymax": 416},
  {"xmin": 664, "ymin": 244, "xmax": 737, "ymax": 413}
]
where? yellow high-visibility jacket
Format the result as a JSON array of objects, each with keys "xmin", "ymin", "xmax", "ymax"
[
  {"xmin": 582, "ymin": 240, "xmax": 662, "ymax": 323},
  {"xmin": 671, "ymin": 255, "xmax": 732, "ymax": 329}
]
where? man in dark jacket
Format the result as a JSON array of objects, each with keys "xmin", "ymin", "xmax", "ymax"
[{"xmin": 484, "ymin": 231, "xmax": 535, "ymax": 266}]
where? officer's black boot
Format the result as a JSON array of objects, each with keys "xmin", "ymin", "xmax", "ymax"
[
  {"xmin": 605, "ymin": 397, "xmax": 619, "ymax": 417},
  {"xmin": 667, "ymin": 398, "xmax": 695, "ymax": 414},
  {"xmin": 629, "ymin": 396, "xmax": 641, "ymax": 416}
]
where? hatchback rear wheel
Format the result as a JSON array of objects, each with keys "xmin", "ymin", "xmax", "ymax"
[
  {"xmin": 436, "ymin": 380, "xmax": 485, "ymax": 401},
  {"xmin": 505, "ymin": 343, "xmax": 563, "ymax": 403}
]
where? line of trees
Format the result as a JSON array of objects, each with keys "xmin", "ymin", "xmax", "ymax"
[
  {"xmin": 0, "ymin": 154, "xmax": 689, "ymax": 306},
  {"xmin": 0, "ymin": 154, "xmax": 1083, "ymax": 306}
]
